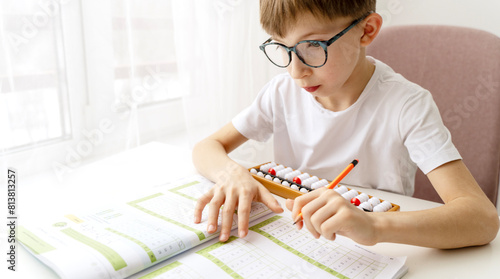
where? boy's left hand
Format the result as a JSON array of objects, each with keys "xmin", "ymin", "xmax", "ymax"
[{"xmin": 287, "ymin": 187, "xmax": 379, "ymax": 246}]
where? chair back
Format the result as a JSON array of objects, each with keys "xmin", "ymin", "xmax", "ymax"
[{"xmin": 367, "ymin": 25, "xmax": 500, "ymax": 205}]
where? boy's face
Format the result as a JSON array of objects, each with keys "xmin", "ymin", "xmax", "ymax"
[{"xmin": 273, "ymin": 13, "xmax": 365, "ymax": 100}]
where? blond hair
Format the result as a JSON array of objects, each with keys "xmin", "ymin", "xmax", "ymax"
[{"xmin": 260, "ymin": 0, "xmax": 376, "ymax": 37}]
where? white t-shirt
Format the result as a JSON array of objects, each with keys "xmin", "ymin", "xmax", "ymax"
[{"xmin": 232, "ymin": 57, "xmax": 461, "ymax": 195}]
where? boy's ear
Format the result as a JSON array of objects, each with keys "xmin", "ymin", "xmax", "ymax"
[{"xmin": 360, "ymin": 13, "xmax": 383, "ymax": 47}]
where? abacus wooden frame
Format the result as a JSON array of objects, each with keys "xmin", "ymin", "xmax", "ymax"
[{"xmin": 249, "ymin": 162, "xmax": 400, "ymax": 212}]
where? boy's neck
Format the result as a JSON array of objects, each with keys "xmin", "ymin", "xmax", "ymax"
[{"xmin": 315, "ymin": 56, "xmax": 375, "ymax": 112}]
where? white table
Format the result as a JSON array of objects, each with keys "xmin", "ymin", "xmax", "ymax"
[{"xmin": 5, "ymin": 142, "xmax": 500, "ymax": 279}]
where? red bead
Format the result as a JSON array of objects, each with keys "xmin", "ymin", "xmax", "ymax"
[
  {"xmin": 268, "ymin": 168, "xmax": 276, "ymax": 175},
  {"xmin": 351, "ymin": 197, "xmax": 361, "ymax": 206},
  {"xmin": 292, "ymin": 177, "xmax": 301, "ymax": 184}
]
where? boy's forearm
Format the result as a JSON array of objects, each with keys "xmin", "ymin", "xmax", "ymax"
[
  {"xmin": 192, "ymin": 139, "xmax": 247, "ymax": 183},
  {"xmin": 373, "ymin": 198, "xmax": 499, "ymax": 248}
]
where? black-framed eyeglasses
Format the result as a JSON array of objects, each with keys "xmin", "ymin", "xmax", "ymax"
[{"xmin": 259, "ymin": 13, "xmax": 371, "ymax": 68}]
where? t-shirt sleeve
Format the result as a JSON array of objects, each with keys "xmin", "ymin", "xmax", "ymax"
[
  {"xmin": 232, "ymin": 79, "xmax": 275, "ymax": 142},
  {"xmin": 399, "ymin": 90, "xmax": 462, "ymax": 174}
]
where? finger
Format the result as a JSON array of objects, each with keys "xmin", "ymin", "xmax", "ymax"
[
  {"xmin": 310, "ymin": 203, "xmax": 338, "ymax": 238},
  {"xmin": 295, "ymin": 220, "xmax": 304, "ymax": 230},
  {"xmin": 207, "ymin": 191, "xmax": 225, "ymax": 234},
  {"xmin": 257, "ymin": 186, "xmax": 283, "ymax": 213},
  {"xmin": 219, "ymin": 192, "xmax": 237, "ymax": 242},
  {"xmin": 286, "ymin": 199, "xmax": 304, "ymax": 229},
  {"xmin": 318, "ymin": 215, "xmax": 340, "ymax": 241},
  {"xmin": 194, "ymin": 190, "xmax": 214, "ymax": 223},
  {"xmin": 309, "ymin": 191, "xmax": 346, "ymax": 240},
  {"xmin": 300, "ymin": 193, "xmax": 330, "ymax": 239},
  {"xmin": 285, "ymin": 199, "xmax": 294, "ymax": 211},
  {"xmin": 236, "ymin": 194, "xmax": 253, "ymax": 238},
  {"xmin": 292, "ymin": 187, "xmax": 327, "ymax": 221}
]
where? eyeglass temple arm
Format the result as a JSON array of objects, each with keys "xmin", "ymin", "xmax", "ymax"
[{"xmin": 327, "ymin": 12, "xmax": 373, "ymax": 45}]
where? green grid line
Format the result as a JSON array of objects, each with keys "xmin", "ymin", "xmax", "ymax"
[
  {"xmin": 138, "ymin": 261, "xmax": 183, "ymax": 279},
  {"xmin": 129, "ymin": 193, "xmax": 164, "ymax": 204},
  {"xmin": 249, "ymin": 216, "xmax": 349, "ymax": 279},
  {"xmin": 168, "ymin": 181, "xmax": 201, "ymax": 201},
  {"xmin": 17, "ymin": 226, "xmax": 56, "ymax": 255},
  {"xmin": 105, "ymin": 228, "xmax": 157, "ymax": 263},
  {"xmin": 127, "ymin": 193, "xmax": 205, "ymax": 241},
  {"xmin": 61, "ymin": 228, "xmax": 127, "ymax": 271},
  {"xmin": 196, "ymin": 236, "xmax": 243, "ymax": 279},
  {"xmin": 248, "ymin": 215, "xmax": 283, "ymax": 230}
]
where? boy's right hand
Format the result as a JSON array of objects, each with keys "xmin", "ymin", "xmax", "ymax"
[{"xmin": 193, "ymin": 167, "xmax": 283, "ymax": 242}]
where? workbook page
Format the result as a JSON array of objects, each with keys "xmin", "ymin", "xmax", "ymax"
[
  {"xmin": 133, "ymin": 215, "xmax": 407, "ymax": 279},
  {"xmin": 17, "ymin": 175, "xmax": 272, "ymax": 279}
]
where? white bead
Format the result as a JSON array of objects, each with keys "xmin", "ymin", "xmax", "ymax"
[
  {"xmin": 359, "ymin": 201, "xmax": 373, "ymax": 212},
  {"xmin": 311, "ymin": 181, "xmax": 324, "ymax": 190},
  {"xmin": 334, "ymin": 185, "xmax": 348, "ymax": 195},
  {"xmin": 373, "ymin": 201, "xmax": 392, "ymax": 212},
  {"xmin": 250, "ymin": 168, "xmax": 258, "ymax": 174},
  {"xmin": 319, "ymin": 179, "xmax": 329, "ymax": 187},
  {"xmin": 300, "ymin": 188, "xmax": 309, "ymax": 193},
  {"xmin": 291, "ymin": 184, "xmax": 299, "ymax": 191},
  {"xmin": 342, "ymin": 190, "xmax": 358, "ymax": 200},
  {"xmin": 260, "ymin": 162, "xmax": 276, "ymax": 172},
  {"xmin": 356, "ymin": 193, "xmax": 370, "ymax": 203},
  {"xmin": 272, "ymin": 165, "xmax": 285, "ymax": 172},
  {"xmin": 296, "ymin": 173, "xmax": 310, "ymax": 183},
  {"xmin": 268, "ymin": 163, "xmax": 277, "ymax": 171},
  {"xmin": 281, "ymin": 181, "xmax": 290, "ymax": 186},
  {"xmin": 368, "ymin": 197, "xmax": 381, "ymax": 206},
  {"xmin": 301, "ymin": 178, "xmax": 311, "ymax": 187},
  {"xmin": 284, "ymin": 170, "xmax": 301, "ymax": 181},
  {"xmin": 381, "ymin": 201, "xmax": 392, "ymax": 210},
  {"xmin": 303, "ymin": 176, "xmax": 319, "ymax": 186},
  {"xmin": 276, "ymin": 167, "xmax": 293, "ymax": 178},
  {"xmin": 265, "ymin": 175, "xmax": 273, "ymax": 180},
  {"xmin": 273, "ymin": 178, "xmax": 281, "ymax": 183},
  {"xmin": 257, "ymin": 172, "xmax": 264, "ymax": 177}
]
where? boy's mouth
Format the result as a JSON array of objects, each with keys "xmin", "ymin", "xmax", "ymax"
[{"xmin": 303, "ymin": 85, "xmax": 320, "ymax": 93}]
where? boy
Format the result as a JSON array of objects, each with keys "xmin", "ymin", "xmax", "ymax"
[{"xmin": 192, "ymin": 0, "xmax": 499, "ymax": 248}]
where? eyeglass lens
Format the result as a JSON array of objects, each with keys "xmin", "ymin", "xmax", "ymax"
[{"xmin": 263, "ymin": 41, "xmax": 326, "ymax": 67}]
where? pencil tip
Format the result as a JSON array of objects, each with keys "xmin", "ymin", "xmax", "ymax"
[{"xmin": 352, "ymin": 159, "xmax": 359, "ymax": 166}]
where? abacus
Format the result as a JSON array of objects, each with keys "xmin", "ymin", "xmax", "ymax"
[{"xmin": 249, "ymin": 162, "xmax": 400, "ymax": 212}]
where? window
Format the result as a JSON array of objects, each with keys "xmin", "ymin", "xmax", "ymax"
[
  {"xmin": 0, "ymin": 0, "xmax": 71, "ymax": 153},
  {"xmin": 2, "ymin": 0, "xmax": 186, "ymax": 176}
]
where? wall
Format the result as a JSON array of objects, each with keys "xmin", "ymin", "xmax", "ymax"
[{"xmin": 377, "ymin": 0, "xmax": 500, "ymax": 37}]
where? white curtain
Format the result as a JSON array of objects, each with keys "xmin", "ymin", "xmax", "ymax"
[
  {"xmin": 172, "ymin": 0, "xmax": 282, "ymax": 160},
  {"xmin": 1, "ymin": 0, "xmax": 282, "ymax": 177}
]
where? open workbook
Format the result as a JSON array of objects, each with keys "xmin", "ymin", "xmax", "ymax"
[{"xmin": 18, "ymin": 175, "xmax": 408, "ymax": 279}]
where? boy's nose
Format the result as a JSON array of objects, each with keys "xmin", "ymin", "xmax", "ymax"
[{"xmin": 287, "ymin": 52, "xmax": 312, "ymax": 80}]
